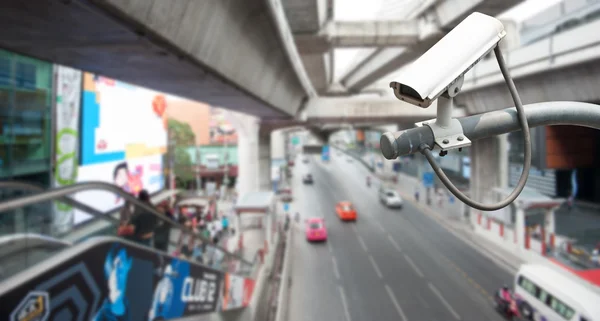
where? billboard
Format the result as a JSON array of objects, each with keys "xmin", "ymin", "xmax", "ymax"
[
  {"xmin": 74, "ymin": 73, "xmax": 168, "ymax": 223},
  {"xmin": 209, "ymin": 107, "xmax": 237, "ymax": 144},
  {"xmin": 0, "ymin": 240, "xmax": 223, "ymax": 321},
  {"xmin": 52, "ymin": 65, "xmax": 82, "ymax": 233}
]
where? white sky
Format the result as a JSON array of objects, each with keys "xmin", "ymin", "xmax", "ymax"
[{"xmin": 333, "ymin": 0, "xmax": 564, "ymax": 82}]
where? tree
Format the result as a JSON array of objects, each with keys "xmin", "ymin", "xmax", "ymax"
[
  {"xmin": 167, "ymin": 119, "xmax": 196, "ymax": 182},
  {"xmin": 168, "ymin": 118, "xmax": 196, "ymax": 147}
]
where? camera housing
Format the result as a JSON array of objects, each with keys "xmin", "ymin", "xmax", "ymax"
[{"xmin": 390, "ymin": 12, "xmax": 506, "ymax": 108}]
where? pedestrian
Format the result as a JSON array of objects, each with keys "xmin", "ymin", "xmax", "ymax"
[
  {"xmin": 128, "ymin": 189, "xmax": 157, "ymax": 247},
  {"xmin": 154, "ymin": 203, "xmax": 173, "ymax": 252},
  {"xmin": 221, "ymin": 215, "xmax": 229, "ymax": 234}
]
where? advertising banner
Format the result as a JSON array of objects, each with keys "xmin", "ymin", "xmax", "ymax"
[
  {"xmin": 74, "ymin": 154, "xmax": 164, "ymax": 224},
  {"xmin": 0, "ymin": 240, "xmax": 223, "ymax": 321},
  {"xmin": 221, "ymin": 273, "xmax": 255, "ymax": 311},
  {"xmin": 321, "ymin": 145, "xmax": 330, "ymax": 162},
  {"xmin": 74, "ymin": 73, "xmax": 168, "ymax": 224},
  {"xmin": 209, "ymin": 107, "xmax": 237, "ymax": 144},
  {"xmin": 52, "ymin": 65, "xmax": 82, "ymax": 234}
]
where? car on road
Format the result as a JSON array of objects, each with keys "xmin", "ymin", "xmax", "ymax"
[
  {"xmin": 303, "ymin": 156, "xmax": 310, "ymax": 163},
  {"xmin": 336, "ymin": 201, "xmax": 357, "ymax": 221},
  {"xmin": 303, "ymin": 174, "xmax": 313, "ymax": 184},
  {"xmin": 379, "ymin": 187, "xmax": 403, "ymax": 208},
  {"xmin": 305, "ymin": 217, "xmax": 327, "ymax": 242},
  {"xmin": 346, "ymin": 157, "xmax": 353, "ymax": 162}
]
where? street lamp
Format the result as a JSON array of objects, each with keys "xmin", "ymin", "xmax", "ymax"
[{"xmin": 195, "ymin": 146, "xmax": 201, "ymax": 193}]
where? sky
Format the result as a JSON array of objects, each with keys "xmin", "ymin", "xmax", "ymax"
[{"xmin": 333, "ymin": 0, "xmax": 564, "ymax": 82}]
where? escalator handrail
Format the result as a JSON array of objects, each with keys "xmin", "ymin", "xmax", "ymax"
[
  {"xmin": 0, "ymin": 181, "xmax": 254, "ymax": 267},
  {"xmin": 0, "ymin": 181, "xmax": 119, "ymax": 225}
]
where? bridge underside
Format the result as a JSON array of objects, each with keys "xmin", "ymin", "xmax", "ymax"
[
  {"xmin": 0, "ymin": 0, "xmax": 306, "ymax": 118},
  {"xmin": 458, "ymin": 59, "xmax": 600, "ymax": 114}
]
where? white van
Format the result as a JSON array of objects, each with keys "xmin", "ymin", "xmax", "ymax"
[{"xmin": 514, "ymin": 264, "xmax": 600, "ymax": 321}]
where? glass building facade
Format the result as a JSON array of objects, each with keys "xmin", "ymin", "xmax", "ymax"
[
  {"xmin": 0, "ymin": 49, "xmax": 54, "ymax": 235},
  {"xmin": 0, "ymin": 49, "xmax": 53, "ymax": 185}
]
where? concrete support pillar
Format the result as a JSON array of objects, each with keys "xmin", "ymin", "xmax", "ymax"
[
  {"xmin": 516, "ymin": 208, "xmax": 526, "ymax": 250},
  {"xmin": 232, "ymin": 111, "xmax": 259, "ymax": 197},
  {"xmin": 545, "ymin": 208, "xmax": 556, "ymax": 235},
  {"xmin": 258, "ymin": 131, "xmax": 272, "ymax": 191},
  {"xmin": 498, "ymin": 134, "xmax": 509, "ymax": 189},
  {"xmin": 470, "ymin": 136, "xmax": 505, "ymax": 204}
]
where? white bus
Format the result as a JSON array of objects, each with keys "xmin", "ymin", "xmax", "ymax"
[{"xmin": 514, "ymin": 264, "xmax": 600, "ymax": 321}]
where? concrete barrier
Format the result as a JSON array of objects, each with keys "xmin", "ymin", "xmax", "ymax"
[{"xmin": 274, "ymin": 227, "xmax": 293, "ymax": 321}]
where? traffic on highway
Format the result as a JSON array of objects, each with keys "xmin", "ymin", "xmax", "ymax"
[
  {"xmin": 286, "ymin": 150, "xmax": 600, "ymax": 321},
  {"xmin": 288, "ymin": 151, "xmax": 512, "ymax": 321}
]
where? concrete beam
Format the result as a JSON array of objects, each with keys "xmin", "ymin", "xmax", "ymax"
[
  {"xmin": 458, "ymin": 59, "xmax": 600, "ymax": 115},
  {"xmin": 304, "ymin": 97, "xmax": 466, "ymax": 124},
  {"xmin": 295, "ymin": 20, "xmax": 419, "ymax": 55},
  {"xmin": 341, "ymin": 0, "xmax": 524, "ymax": 92},
  {"xmin": 0, "ymin": 0, "xmax": 312, "ymax": 118},
  {"xmin": 281, "ymin": 0, "xmax": 328, "ymax": 33},
  {"xmin": 96, "ymin": 0, "xmax": 309, "ymax": 117},
  {"xmin": 301, "ymin": 53, "xmax": 330, "ymax": 92}
]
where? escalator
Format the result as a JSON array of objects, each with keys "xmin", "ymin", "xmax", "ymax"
[{"xmin": 0, "ymin": 181, "xmax": 258, "ymax": 320}]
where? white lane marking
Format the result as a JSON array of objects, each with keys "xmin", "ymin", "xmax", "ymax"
[
  {"xmin": 351, "ymin": 224, "xmax": 359, "ymax": 234},
  {"xmin": 358, "ymin": 236, "xmax": 369, "ymax": 252},
  {"xmin": 331, "ymin": 256, "xmax": 341, "ymax": 280},
  {"xmin": 368, "ymin": 255, "xmax": 383, "ymax": 279},
  {"xmin": 385, "ymin": 284, "xmax": 408, "ymax": 321},
  {"xmin": 376, "ymin": 221, "xmax": 385, "ymax": 233},
  {"xmin": 428, "ymin": 283, "xmax": 462, "ymax": 320},
  {"xmin": 388, "ymin": 234, "xmax": 402, "ymax": 252},
  {"xmin": 338, "ymin": 286, "xmax": 352, "ymax": 321},
  {"xmin": 327, "ymin": 241, "xmax": 333, "ymax": 253},
  {"xmin": 403, "ymin": 254, "xmax": 424, "ymax": 278}
]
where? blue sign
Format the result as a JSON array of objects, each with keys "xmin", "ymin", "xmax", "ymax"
[
  {"xmin": 321, "ymin": 145, "xmax": 330, "ymax": 161},
  {"xmin": 422, "ymin": 172, "xmax": 434, "ymax": 188},
  {"xmin": 283, "ymin": 203, "xmax": 290, "ymax": 212}
]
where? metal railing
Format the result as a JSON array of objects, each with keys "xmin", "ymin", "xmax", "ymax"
[{"xmin": 0, "ymin": 181, "xmax": 255, "ymax": 276}]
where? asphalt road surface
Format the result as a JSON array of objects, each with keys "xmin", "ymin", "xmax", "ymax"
[{"xmin": 287, "ymin": 152, "xmax": 513, "ymax": 321}]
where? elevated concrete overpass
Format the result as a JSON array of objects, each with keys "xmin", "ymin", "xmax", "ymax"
[
  {"xmin": 339, "ymin": 0, "xmax": 524, "ymax": 93},
  {"xmin": 458, "ymin": 17, "xmax": 600, "ymax": 114},
  {"xmin": 0, "ymin": 0, "xmax": 313, "ymax": 118}
]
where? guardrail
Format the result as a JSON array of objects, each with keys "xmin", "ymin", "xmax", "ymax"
[{"xmin": 274, "ymin": 226, "xmax": 293, "ymax": 321}]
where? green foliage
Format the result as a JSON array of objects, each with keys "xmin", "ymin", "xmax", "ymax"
[
  {"xmin": 168, "ymin": 118, "xmax": 196, "ymax": 180},
  {"xmin": 168, "ymin": 118, "xmax": 196, "ymax": 147}
]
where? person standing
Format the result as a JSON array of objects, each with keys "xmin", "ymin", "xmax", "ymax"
[
  {"xmin": 129, "ymin": 190, "xmax": 157, "ymax": 247},
  {"xmin": 154, "ymin": 203, "xmax": 174, "ymax": 252}
]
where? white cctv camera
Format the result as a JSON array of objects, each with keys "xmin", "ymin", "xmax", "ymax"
[{"xmin": 390, "ymin": 12, "xmax": 506, "ymax": 108}]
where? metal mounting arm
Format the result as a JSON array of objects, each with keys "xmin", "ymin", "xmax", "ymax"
[{"xmin": 381, "ymin": 101, "xmax": 600, "ymax": 159}]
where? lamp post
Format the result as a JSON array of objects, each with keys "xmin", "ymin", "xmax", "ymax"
[
  {"xmin": 195, "ymin": 146, "xmax": 201, "ymax": 193},
  {"xmin": 168, "ymin": 129, "xmax": 176, "ymax": 203},
  {"xmin": 223, "ymin": 136, "xmax": 230, "ymax": 197}
]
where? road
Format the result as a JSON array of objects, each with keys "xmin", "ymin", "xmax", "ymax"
[{"xmin": 287, "ymin": 152, "xmax": 514, "ymax": 321}]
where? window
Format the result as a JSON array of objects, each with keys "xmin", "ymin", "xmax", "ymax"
[
  {"xmin": 517, "ymin": 275, "xmax": 575, "ymax": 320},
  {"xmin": 386, "ymin": 192, "xmax": 397, "ymax": 198},
  {"xmin": 309, "ymin": 222, "xmax": 322, "ymax": 229},
  {"xmin": 0, "ymin": 49, "xmax": 52, "ymax": 179},
  {"xmin": 341, "ymin": 205, "xmax": 352, "ymax": 211}
]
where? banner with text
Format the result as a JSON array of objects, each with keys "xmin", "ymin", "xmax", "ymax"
[{"xmin": 1, "ymin": 239, "xmax": 223, "ymax": 321}]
